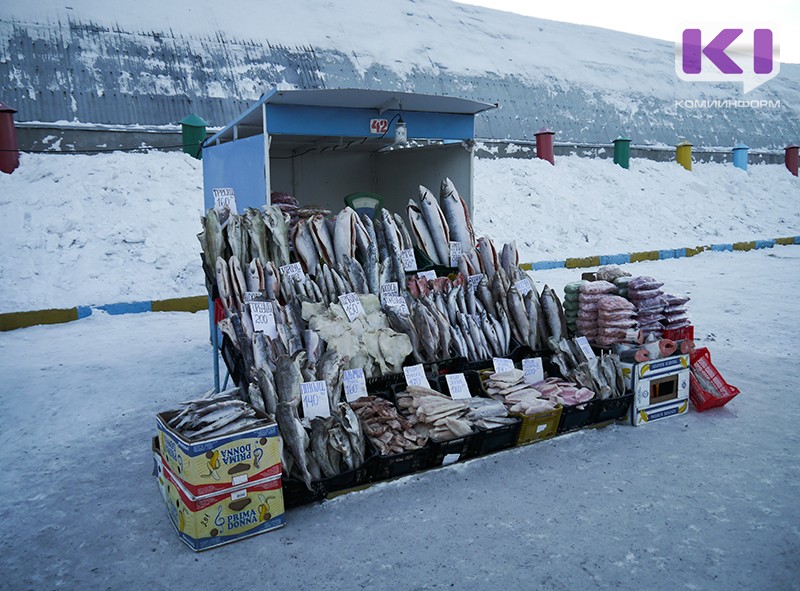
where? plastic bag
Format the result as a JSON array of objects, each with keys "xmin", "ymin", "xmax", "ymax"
[
  {"xmin": 598, "ymin": 295, "xmax": 636, "ymax": 312},
  {"xmin": 579, "ymin": 280, "xmax": 617, "ymax": 295},
  {"xmin": 628, "ymin": 276, "xmax": 664, "ymax": 290}
]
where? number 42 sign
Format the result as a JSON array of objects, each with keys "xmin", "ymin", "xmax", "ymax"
[{"xmin": 370, "ymin": 119, "xmax": 389, "ymax": 134}]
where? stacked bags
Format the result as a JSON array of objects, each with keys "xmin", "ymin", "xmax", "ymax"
[
  {"xmin": 595, "ymin": 296, "xmax": 642, "ymax": 347},
  {"xmin": 562, "ymin": 281, "xmax": 586, "ymax": 337},
  {"xmin": 628, "ymin": 276, "xmax": 666, "ymax": 339},
  {"xmin": 576, "ymin": 281, "xmax": 617, "ymax": 344},
  {"xmin": 661, "ymin": 294, "xmax": 691, "ymax": 330}
]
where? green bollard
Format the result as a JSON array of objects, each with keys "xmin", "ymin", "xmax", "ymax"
[
  {"xmin": 179, "ymin": 113, "xmax": 208, "ymax": 160},
  {"xmin": 612, "ymin": 135, "xmax": 631, "ymax": 169}
]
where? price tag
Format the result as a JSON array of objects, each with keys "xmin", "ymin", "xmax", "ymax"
[
  {"xmin": 369, "ymin": 118, "xmax": 389, "ymax": 135},
  {"xmin": 249, "ymin": 301, "xmax": 278, "ymax": 338},
  {"xmin": 467, "ymin": 274, "xmax": 483, "ymax": 293},
  {"xmin": 400, "ymin": 249, "xmax": 417, "ymax": 272},
  {"xmin": 383, "ymin": 295, "xmax": 410, "ymax": 315},
  {"xmin": 380, "ymin": 282, "xmax": 399, "ymax": 301},
  {"xmin": 445, "ymin": 373, "xmax": 472, "ymax": 400},
  {"xmin": 279, "ymin": 262, "xmax": 304, "ymax": 282},
  {"xmin": 343, "ymin": 368, "xmax": 368, "ymax": 403},
  {"xmin": 300, "ymin": 380, "xmax": 331, "ymax": 419},
  {"xmin": 442, "ymin": 453, "xmax": 460, "ymax": 466},
  {"xmin": 515, "ymin": 278, "xmax": 533, "ymax": 297},
  {"xmin": 575, "ymin": 336, "xmax": 596, "ymax": 359},
  {"xmin": 522, "ymin": 357, "xmax": 545, "ymax": 384},
  {"xmin": 493, "ymin": 357, "xmax": 515, "ymax": 373},
  {"xmin": 231, "ymin": 488, "xmax": 247, "ymax": 501},
  {"xmin": 449, "ymin": 241, "xmax": 462, "ymax": 267},
  {"xmin": 338, "ymin": 293, "xmax": 365, "ymax": 322},
  {"xmin": 403, "ymin": 364, "xmax": 430, "ymax": 389},
  {"xmin": 418, "ymin": 270, "xmax": 437, "ymax": 281},
  {"xmin": 244, "ymin": 291, "xmax": 266, "ymax": 303},
  {"xmin": 212, "ymin": 188, "xmax": 238, "ymax": 214}
]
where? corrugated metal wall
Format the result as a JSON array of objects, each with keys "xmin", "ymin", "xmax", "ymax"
[{"xmin": 1, "ymin": 18, "xmax": 798, "ymax": 149}]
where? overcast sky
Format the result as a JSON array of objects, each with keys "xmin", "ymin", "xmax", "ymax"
[{"xmin": 455, "ymin": 0, "xmax": 800, "ymax": 64}]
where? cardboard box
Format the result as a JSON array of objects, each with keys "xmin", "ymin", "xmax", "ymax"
[
  {"xmin": 153, "ymin": 449, "xmax": 285, "ymax": 552},
  {"xmin": 156, "ymin": 411, "xmax": 281, "ymax": 497},
  {"xmin": 621, "ymin": 354, "xmax": 690, "ymax": 426}
]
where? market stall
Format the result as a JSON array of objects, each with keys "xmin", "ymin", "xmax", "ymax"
[{"xmin": 152, "ymin": 89, "xmax": 740, "ymax": 552}]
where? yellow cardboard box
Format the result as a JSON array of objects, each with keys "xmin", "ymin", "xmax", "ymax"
[{"xmin": 156, "ymin": 411, "xmax": 281, "ymax": 497}]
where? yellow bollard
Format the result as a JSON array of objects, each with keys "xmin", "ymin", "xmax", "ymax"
[{"xmin": 676, "ymin": 141, "xmax": 693, "ymax": 171}]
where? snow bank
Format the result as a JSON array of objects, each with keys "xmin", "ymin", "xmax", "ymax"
[{"xmin": 0, "ymin": 151, "xmax": 797, "ymax": 313}]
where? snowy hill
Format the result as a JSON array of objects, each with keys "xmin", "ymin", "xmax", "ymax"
[
  {"xmin": 0, "ymin": 151, "xmax": 796, "ymax": 313},
  {"xmin": 1, "ymin": 0, "xmax": 798, "ymax": 147}
]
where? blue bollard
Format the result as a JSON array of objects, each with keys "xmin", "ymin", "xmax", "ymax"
[{"xmin": 732, "ymin": 143, "xmax": 749, "ymax": 171}]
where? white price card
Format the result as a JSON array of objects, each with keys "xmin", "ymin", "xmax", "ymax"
[
  {"xmin": 445, "ymin": 373, "xmax": 472, "ymax": 400},
  {"xmin": 575, "ymin": 336, "xmax": 596, "ymax": 359},
  {"xmin": 212, "ymin": 188, "xmax": 238, "ymax": 214},
  {"xmin": 244, "ymin": 291, "xmax": 265, "ymax": 303},
  {"xmin": 400, "ymin": 249, "xmax": 417, "ymax": 272},
  {"xmin": 383, "ymin": 295, "xmax": 410, "ymax": 315},
  {"xmin": 249, "ymin": 301, "xmax": 278, "ymax": 338},
  {"xmin": 467, "ymin": 274, "xmax": 483, "ymax": 293},
  {"xmin": 515, "ymin": 278, "xmax": 533, "ymax": 297},
  {"xmin": 522, "ymin": 357, "xmax": 545, "ymax": 385},
  {"xmin": 403, "ymin": 364, "xmax": 430, "ymax": 389},
  {"xmin": 279, "ymin": 262, "xmax": 304, "ymax": 282},
  {"xmin": 343, "ymin": 368, "xmax": 368, "ymax": 403},
  {"xmin": 442, "ymin": 453, "xmax": 460, "ymax": 466},
  {"xmin": 493, "ymin": 357, "xmax": 515, "ymax": 374},
  {"xmin": 338, "ymin": 293, "xmax": 365, "ymax": 322},
  {"xmin": 380, "ymin": 282, "xmax": 399, "ymax": 300},
  {"xmin": 300, "ymin": 380, "xmax": 331, "ymax": 419},
  {"xmin": 418, "ymin": 270, "xmax": 436, "ymax": 281},
  {"xmin": 449, "ymin": 241, "xmax": 463, "ymax": 267}
]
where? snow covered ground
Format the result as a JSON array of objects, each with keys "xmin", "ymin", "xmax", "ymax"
[
  {"xmin": 1, "ymin": 152, "xmax": 797, "ymax": 314},
  {"xmin": 1, "ymin": 247, "xmax": 798, "ymax": 590}
]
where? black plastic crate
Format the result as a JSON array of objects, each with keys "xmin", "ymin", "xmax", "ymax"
[
  {"xmin": 409, "ymin": 246, "xmax": 457, "ymax": 276},
  {"xmin": 282, "ymin": 478, "xmax": 326, "ymax": 509},
  {"xmin": 591, "ymin": 393, "xmax": 634, "ymax": 425},
  {"xmin": 427, "ymin": 432, "xmax": 479, "ymax": 468},
  {"xmin": 370, "ymin": 445, "xmax": 431, "ymax": 481},
  {"xmin": 468, "ymin": 419, "xmax": 522, "ymax": 457},
  {"xmin": 556, "ymin": 399, "xmax": 597, "ymax": 433},
  {"xmin": 434, "ymin": 370, "xmax": 484, "ymax": 397},
  {"xmin": 220, "ymin": 334, "xmax": 246, "ymax": 387},
  {"xmin": 366, "ymin": 360, "xmax": 438, "ymax": 397},
  {"xmin": 283, "ymin": 457, "xmax": 374, "ymax": 508}
]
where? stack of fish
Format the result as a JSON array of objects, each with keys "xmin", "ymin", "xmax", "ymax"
[
  {"xmin": 167, "ymin": 388, "xmax": 273, "ymax": 441},
  {"xmin": 562, "ymin": 281, "xmax": 585, "ymax": 337},
  {"xmin": 575, "ymin": 281, "xmax": 617, "ymax": 344},
  {"xmin": 595, "ymin": 296, "xmax": 642, "ymax": 347},
  {"xmin": 661, "ymin": 293, "xmax": 691, "ymax": 330},
  {"xmin": 547, "ymin": 337, "xmax": 626, "ymax": 400},
  {"xmin": 301, "ymin": 295, "xmax": 412, "ymax": 378},
  {"xmin": 350, "ymin": 396, "xmax": 428, "ymax": 455},
  {"xmin": 394, "ymin": 385, "xmax": 514, "ymax": 441},
  {"xmin": 483, "ymin": 369, "xmax": 561, "ymax": 414},
  {"xmin": 628, "ymin": 276, "xmax": 666, "ymax": 339}
]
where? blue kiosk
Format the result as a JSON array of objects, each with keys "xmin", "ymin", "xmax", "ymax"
[{"xmin": 202, "ymin": 87, "xmax": 496, "ymax": 388}]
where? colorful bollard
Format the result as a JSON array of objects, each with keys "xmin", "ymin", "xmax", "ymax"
[
  {"xmin": 612, "ymin": 135, "xmax": 631, "ymax": 169},
  {"xmin": 534, "ymin": 128, "xmax": 555, "ymax": 165},
  {"xmin": 0, "ymin": 102, "xmax": 19, "ymax": 174},
  {"xmin": 179, "ymin": 113, "xmax": 208, "ymax": 160},
  {"xmin": 676, "ymin": 140, "xmax": 693, "ymax": 171},
  {"xmin": 786, "ymin": 145, "xmax": 799, "ymax": 177},
  {"xmin": 732, "ymin": 143, "xmax": 749, "ymax": 171}
]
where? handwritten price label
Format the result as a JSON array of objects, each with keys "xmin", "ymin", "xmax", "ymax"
[
  {"xmin": 403, "ymin": 364, "xmax": 430, "ymax": 389},
  {"xmin": 300, "ymin": 381, "xmax": 331, "ymax": 419},
  {"xmin": 249, "ymin": 301, "xmax": 278, "ymax": 338},
  {"xmin": 467, "ymin": 274, "xmax": 483, "ymax": 293},
  {"xmin": 449, "ymin": 241, "xmax": 462, "ymax": 268},
  {"xmin": 338, "ymin": 293, "xmax": 365, "ymax": 322},
  {"xmin": 418, "ymin": 270, "xmax": 436, "ymax": 281},
  {"xmin": 244, "ymin": 291, "xmax": 266, "ymax": 303},
  {"xmin": 279, "ymin": 262, "xmax": 304, "ymax": 282},
  {"xmin": 383, "ymin": 295, "xmax": 410, "ymax": 315},
  {"xmin": 343, "ymin": 368, "xmax": 368, "ymax": 403},
  {"xmin": 493, "ymin": 357, "xmax": 515, "ymax": 374},
  {"xmin": 445, "ymin": 373, "xmax": 472, "ymax": 400},
  {"xmin": 575, "ymin": 336, "xmax": 596, "ymax": 360},
  {"xmin": 380, "ymin": 282, "xmax": 399, "ymax": 301},
  {"xmin": 515, "ymin": 278, "xmax": 533, "ymax": 297},
  {"xmin": 400, "ymin": 249, "xmax": 417, "ymax": 272},
  {"xmin": 522, "ymin": 357, "xmax": 545, "ymax": 385},
  {"xmin": 212, "ymin": 188, "xmax": 238, "ymax": 214}
]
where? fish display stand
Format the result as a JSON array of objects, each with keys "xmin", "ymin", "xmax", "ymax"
[{"xmin": 622, "ymin": 354, "xmax": 691, "ymax": 426}]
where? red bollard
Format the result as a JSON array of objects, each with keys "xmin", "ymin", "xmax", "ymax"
[
  {"xmin": 0, "ymin": 102, "xmax": 19, "ymax": 174},
  {"xmin": 535, "ymin": 127, "xmax": 555, "ymax": 165},
  {"xmin": 786, "ymin": 145, "xmax": 799, "ymax": 177}
]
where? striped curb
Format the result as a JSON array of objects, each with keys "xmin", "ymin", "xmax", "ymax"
[
  {"xmin": 527, "ymin": 236, "xmax": 799, "ymax": 271},
  {"xmin": 1, "ymin": 236, "xmax": 798, "ymax": 332}
]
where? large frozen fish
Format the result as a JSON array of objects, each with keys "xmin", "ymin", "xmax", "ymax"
[
  {"xmin": 309, "ymin": 214, "xmax": 336, "ymax": 267},
  {"xmin": 244, "ymin": 208, "xmax": 269, "ymax": 266},
  {"xmin": 477, "ymin": 236, "xmax": 499, "ymax": 279},
  {"xmin": 333, "ymin": 207, "xmax": 358, "ymax": 265},
  {"xmin": 440, "ymin": 178, "xmax": 480, "ymax": 270},
  {"xmin": 276, "ymin": 401, "xmax": 314, "ymax": 490},
  {"xmin": 292, "ymin": 219, "xmax": 319, "ymax": 273},
  {"xmin": 199, "ymin": 209, "xmax": 225, "ymax": 270},
  {"xmin": 418, "ymin": 185, "xmax": 450, "ymax": 265},
  {"xmin": 225, "ymin": 215, "xmax": 248, "ymax": 271},
  {"xmin": 263, "ymin": 205, "xmax": 291, "ymax": 266},
  {"xmin": 407, "ymin": 199, "xmax": 441, "ymax": 265}
]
